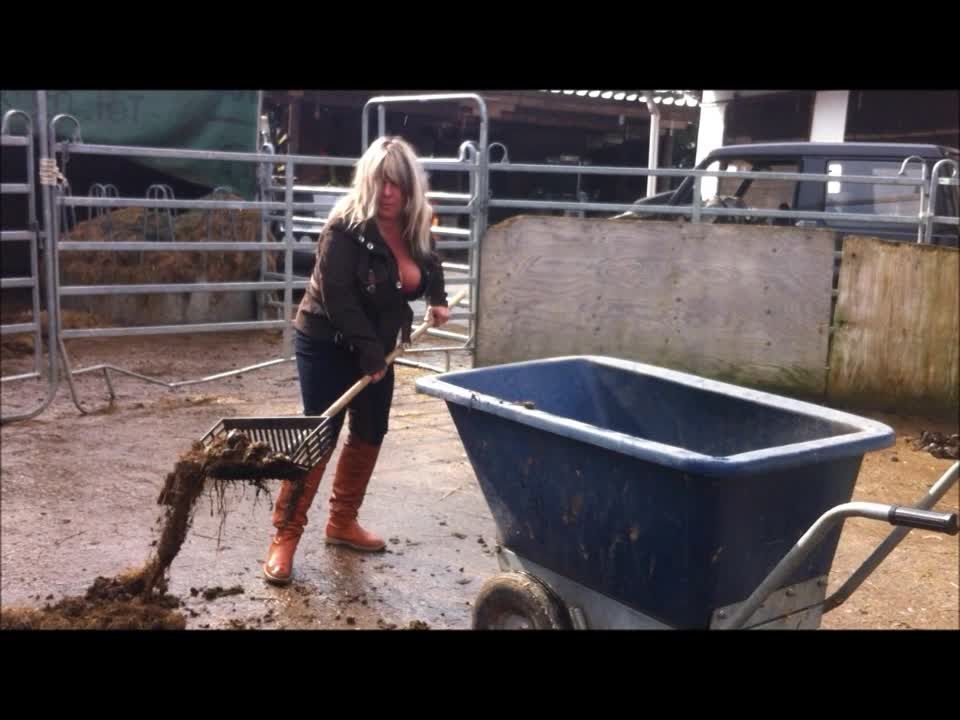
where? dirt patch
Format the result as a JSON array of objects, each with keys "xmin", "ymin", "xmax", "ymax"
[
  {"xmin": 1, "ymin": 429, "xmax": 300, "ymax": 630},
  {"xmin": 820, "ymin": 411, "xmax": 959, "ymax": 630},
  {"xmin": 375, "ymin": 619, "xmax": 432, "ymax": 631},
  {"xmin": 197, "ymin": 586, "xmax": 245, "ymax": 601},
  {"xmin": 1, "ymin": 332, "xmax": 953, "ymax": 629},
  {"xmin": 0, "ymin": 567, "xmax": 185, "ymax": 630}
]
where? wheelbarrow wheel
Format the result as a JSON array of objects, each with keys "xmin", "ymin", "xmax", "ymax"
[{"xmin": 472, "ymin": 572, "xmax": 571, "ymax": 630}]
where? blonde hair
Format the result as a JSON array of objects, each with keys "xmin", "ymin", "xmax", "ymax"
[{"xmin": 326, "ymin": 136, "xmax": 433, "ymax": 258}]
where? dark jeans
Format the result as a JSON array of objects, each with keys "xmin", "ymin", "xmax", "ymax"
[{"xmin": 294, "ymin": 329, "xmax": 394, "ymax": 446}]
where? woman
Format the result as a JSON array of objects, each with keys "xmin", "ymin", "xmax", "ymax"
[{"xmin": 263, "ymin": 136, "xmax": 450, "ymax": 585}]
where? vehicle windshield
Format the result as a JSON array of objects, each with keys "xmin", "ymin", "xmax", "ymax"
[{"xmin": 700, "ymin": 157, "xmax": 801, "ymax": 213}]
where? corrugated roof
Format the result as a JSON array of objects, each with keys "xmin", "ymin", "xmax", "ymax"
[{"xmin": 542, "ymin": 89, "xmax": 701, "ymax": 107}]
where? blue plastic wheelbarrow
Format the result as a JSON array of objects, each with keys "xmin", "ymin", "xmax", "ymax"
[{"xmin": 416, "ymin": 356, "xmax": 959, "ymax": 630}]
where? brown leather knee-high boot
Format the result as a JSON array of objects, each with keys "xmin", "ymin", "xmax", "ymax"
[
  {"xmin": 324, "ymin": 434, "xmax": 385, "ymax": 552},
  {"xmin": 262, "ymin": 452, "xmax": 331, "ymax": 584}
]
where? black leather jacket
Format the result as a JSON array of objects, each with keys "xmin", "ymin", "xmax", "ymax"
[{"xmin": 294, "ymin": 219, "xmax": 447, "ymax": 374}]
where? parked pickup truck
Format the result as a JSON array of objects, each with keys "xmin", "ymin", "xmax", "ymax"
[{"xmin": 614, "ymin": 142, "xmax": 959, "ymax": 247}]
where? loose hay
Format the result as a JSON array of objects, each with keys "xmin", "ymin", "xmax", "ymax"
[
  {"xmin": 0, "ymin": 309, "xmax": 103, "ymax": 360},
  {"xmin": 59, "ymin": 193, "xmax": 278, "ymax": 286}
]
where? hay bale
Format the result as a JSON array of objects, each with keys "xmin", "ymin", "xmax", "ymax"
[
  {"xmin": 0, "ymin": 308, "xmax": 104, "ymax": 359},
  {"xmin": 58, "ymin": 192, "xmax": 284, "ymax": 326},
  {"xmin": 61, "ymin": 191, "xmax": 279, "ymax": 285}
]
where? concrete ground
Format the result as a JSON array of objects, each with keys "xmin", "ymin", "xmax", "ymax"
[{"xmin": 1, "ymin": 331, "xmax": 957, "ymax": 630}]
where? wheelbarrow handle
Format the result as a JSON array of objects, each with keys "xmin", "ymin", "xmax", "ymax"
[
  {"xmin": 321, "ymin": 288, "xmax": 470, "ymax": 419},
  {"xmin": 717, "ymin": 497, "xmax": 958, "ymax": 629},
  {"xmin": 822, "ymin": 461, "xmax": 959, "ymax": 614},
  {"xmin": 887, "ymin": 506, "xmax": 959, "ymax": 534}
]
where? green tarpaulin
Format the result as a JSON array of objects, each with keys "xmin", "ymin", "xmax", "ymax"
[{"xmin": 1, "ymin": 90, "xmax": 260, "ymax": 198}]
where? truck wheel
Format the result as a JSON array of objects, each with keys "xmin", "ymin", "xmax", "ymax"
[{"xmin": 472, "ymin": 572, "xmax": 571, "ymax": 630}]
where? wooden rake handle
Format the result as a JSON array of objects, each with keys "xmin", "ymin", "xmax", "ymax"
[{"xmin": 321, "ymin": 288, "xmax": 469, "ymax": 419}]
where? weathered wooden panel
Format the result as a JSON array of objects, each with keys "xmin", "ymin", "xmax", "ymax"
[
  {"xmin": 476, "ymin": 217, "xmax": 836, "ymax": 397},
  {"xmin": 828, "ymin": 236, "xmax": 959, "ymax": 415}
]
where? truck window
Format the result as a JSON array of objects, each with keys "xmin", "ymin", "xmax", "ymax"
[
  {"xmin": 703, "ymin": 158, "xmax": 801, "ymax": 213},
  {"xmin": 824, "ymin": 160, "xmax": 924, "ymax": 225}
]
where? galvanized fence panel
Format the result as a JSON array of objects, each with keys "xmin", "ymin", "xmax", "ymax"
[
  {"xmin": 3, "ymin": 92, "xmax": 488, "ymax": 422},
  {"xmin": 0, "ymin": 101, "xmax": 60, "ymax": 424},
  {"xmin": 360, "ymin": 94, "xmax": 489, "ymax": 372}
]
